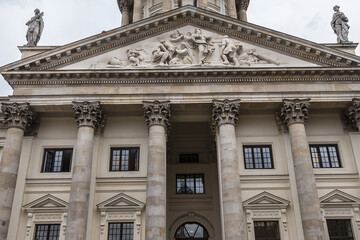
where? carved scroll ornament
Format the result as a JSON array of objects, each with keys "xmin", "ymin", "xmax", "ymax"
[
  {"xmin": 72, "ymin": 101, "xmax": 104, "ymax": 129},
  {"xmin": 1, "ymin": 102, "xmax": 34, "ymax": 131},
  {"xmin": 212, "ymin": 99, "xmax": 241, "ymax": 129},
  {"xmin": 280, "ymin": 99, "xmax": 311, "ymax": 127},
  {"xmin": 143, "ymin": 100, "xmax": 171, "ymax": 130}
]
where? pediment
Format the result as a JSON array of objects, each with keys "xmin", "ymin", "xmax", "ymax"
[
  {"xmin": 243, "ymin": 192, "xmax": 290, "ymax": 209},
  {"xmin": 23, "ymin": 194, "xmax": 68, "ymax": 212},
  {"xmin": 1, "ymin": 5, "xmax": 360, "ymax": 74},
  {"xmin": 320, "ymin": 189, "xmax": 360, "ymax": 207},
  {"xmin": 97, "ymin": 193, "xmax": 145, "ymax": 212}
]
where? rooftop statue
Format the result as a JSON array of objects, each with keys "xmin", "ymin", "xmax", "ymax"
[
  {"xmin": 331, "ymin": 5, "xmax": 350, "ymax": 44},
  {"xmin": 25, "ymin": 9, "xmax": 44, "ymax": 46}
]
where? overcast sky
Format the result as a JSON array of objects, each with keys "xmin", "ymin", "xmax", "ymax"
[{"xmin": 0, "ymin": 0, "xmax": 359, "ymax": 96}]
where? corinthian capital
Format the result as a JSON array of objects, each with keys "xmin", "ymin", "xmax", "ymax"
[
  {"xmin": 347, "ymin": 98, "xmax": 360, "ymax": 130},
  {"xmin": 119, "ymin": 0, "xmax": 129, "ymax": 13},
  {"xmin": 212, "ymin": 99, "xmax": 241, "ymax": 128},
  {"xmin": 143, "ymin": 100, "xmax": 171, "ymax": 130},
  {"xmin": 239, "ymin": 0, "xmax": 250, "ymax": 10},
  {"xmin": 280, "ymin": 99, "xmax": 311, "ymax": 127},
  {"xmin": 1, "ymin": 102, "xmax": 34, "ymax": 131},
  {"xmin": 72, "ymin": 101, "xmax": 104, "ymax": 129}
]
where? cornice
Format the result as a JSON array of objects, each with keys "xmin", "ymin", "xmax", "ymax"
[
  {"xmin": 1, "ymin": 6, "xmax": 360, "ymax": 74},
  {"xmin": 3, "ymin": 68, "xmax": 360, "ymax": 86}
]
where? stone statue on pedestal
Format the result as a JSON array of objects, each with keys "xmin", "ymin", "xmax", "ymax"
[
  {"xmin": 331, "ymin": 5, "xmax": 350, "ymax": 44},
  {"xmin": 26, "ymin": 9, "xmax": 44, "ymax": 46}
]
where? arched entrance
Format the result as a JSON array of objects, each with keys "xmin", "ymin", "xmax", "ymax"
[{"xmin": 175, "ymin": 222, "xmax": 209, "ymax": 240}]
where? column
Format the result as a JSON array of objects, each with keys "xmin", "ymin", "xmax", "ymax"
[
  {"xmin": 227, "ymin": 0, "xmax": 237, "ymax": 19},
  {"xmin": 348, "ymin": 98, "xmax": 360, "ymax": 131},
  {"xmin": 133, "ymin": 0, "xmax": 142, "ymax": 23},
  {"xmin": 198, "ymin": 0, "xmax": 208, "ymax": 9},
  {"xmin": 119, "ymin": 0, "xmax": 130, "ymax": 26},
  {"xmin": 0, "ymin": 102, "xmax": 33, "ymax": 240},
  {"xmin": 279, "ymin": 99, "xmax": 326, "ymax": 240},
  {"xmin": 237, "ymin": 0, "xmax": 249, "ymax": 21},
  {"xmin": 212, "ymin": 99, "xmax": 245, "ymax": 240},
  {"xmin": 65, "ymin": 101, "xmax": 103, "ymax": 240},
  {"xmin": 143, "ymin": 100, "xmax": 171, "ymax": 240}
]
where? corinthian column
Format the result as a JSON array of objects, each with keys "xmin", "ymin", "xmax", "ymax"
[
  {"xmin": 65, "ymin": 101, "xmax": 103, "ymax": 240},
  {"xmin": 348, "ymin": 98, "xmax": 360, "ymax": 131},
  {"xmin": 237, "ymin": 0, "xmax": 249, "ymax": 21},
  {"xmin": 212, "ymin": 99, "xmax": 245, "ymax": 240},
  {"xmin": 280, "ymin": 99, "xmax": 326, "ymax": 240},
  {"xmin": 0, "ymin": 102, "xmax": 33, "ymax": 240},
  {"xmin": 143, "ymin": 100, "xmax": 171, "ymax": 240},
  {"xmin": 119, "ymin": 0, "xmax": 130, "ymax": 26},
  {"xmin": 227, "ymin": 0, "xmax": 237, "ymax": 19}
]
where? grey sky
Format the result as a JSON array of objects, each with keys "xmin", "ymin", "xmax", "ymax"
[{"xmin": 0, "ymin": 0, "xmax": 359, "ymax": 97}]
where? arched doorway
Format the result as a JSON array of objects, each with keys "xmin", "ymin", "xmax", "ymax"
[{"xmin": 175, "ymin": 222, "xmax": 209, "ymax": 240}]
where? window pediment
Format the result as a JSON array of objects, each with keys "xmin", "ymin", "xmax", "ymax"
[
  {"xmin": 23, "ymin": 194, "xmax": 68, "ymax": 213},
  {"xmin": 243, "ymin": 191, "xmax": 290, "ymax": 209},
  {"xmin": 97, "ymin": 192, "xmax": 145, "ymax": 212},
  {"xmin": 320, "ymin": 189, "xmax": 360, "ymax": 208}
]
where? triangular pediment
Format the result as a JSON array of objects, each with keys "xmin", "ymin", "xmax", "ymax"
[
  {"xmin": 1, "ymin": 5, "xmax": 360, "ymax": 75},
  {"xmin": 23, "ymin": 194, "xmax": 68, "ymax": 213},
  {"xmin": 97, "ymin": 193, "xmax": 145, "ymax": 212},
  {"xmin": 320, "ymin": 189, "xmax": 360, "ymax": 207},
  {"xmin": 243, "ymin": 192, "xmax": 290, "ymax": 209}
]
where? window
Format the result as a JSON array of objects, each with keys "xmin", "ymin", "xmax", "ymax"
[
  {"xmin": 243, "ymin": 146, "xmax": 274, "ymax": 169},
  {"xmin": 175, "ymin": 222, "xmax": 209, "ymax": 239},
  {"xmin": 108, "ymin": 223, "xmax": 134, "ymax": 240},
  {"xmin": 42, "ymin": 149, "xmax": 72, "ymax": 172},
  {"xmin": 110, "ymin": 148, "xmax": 139, "ymax": 171},
  {"xmin": 254, "ymin": 221, "xmax": 280, "ymax": 240},
  {"xmin": 34, "ymin": 224, "xmax": 60, "ymax": 240},
  {"xmin": 327, "ymin": 219, "xmax": 354, "ymax": 240},
  {"xmin": 179, "ymin": 154, "xmax": 199, "ymax": 163},
  {"xmin": 310, "ymin": 145, "xmax": 341, "ymax": 168},
  {"xmin": 176, "ymin": 174, "xmax": 204, "ymax": 194}
]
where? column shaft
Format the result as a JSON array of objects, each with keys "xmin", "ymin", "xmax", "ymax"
[
  {"xmin": 218, "ymin": 124, "xmax": 244, "ymax": 240},
  {"xmin": 145, "ymin": 125, "xmax": 167, "ymax": 240},
  {"xmin": 121, "ymin": 10, "xmax": 130, "ymax": 26},
  {"xmin": 238, "ymin": 9, "xmax": 247, "ymax": 21},
  {"xmin": 288, "ymin": 123, "xmax": 325, "ymax": 240},
  {"xmin": 0, "ymin": 128, "xmax": 24, "ymax": 240},
  {"xmin": 65, "ymin": 126, "xmax": 95, "ymax": 240},
  {"xmin": 227, "ymin": 0, "xmax": 237, "ymax": 19},
  {"xmin": 133, "ymin": 0, "xmax": 142, "ymax": 22}
]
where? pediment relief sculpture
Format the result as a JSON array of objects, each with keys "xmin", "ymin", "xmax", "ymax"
[{"xmin": 92, "ymin": 28, "xmax": 281, "ymax": 69}]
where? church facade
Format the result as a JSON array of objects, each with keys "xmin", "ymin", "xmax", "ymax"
[{"xmin": 1, "ymin": 1, "xmax": 360, "ymax": 240}]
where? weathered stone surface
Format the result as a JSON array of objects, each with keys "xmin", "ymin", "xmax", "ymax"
[
  {"xmin": 212, "ymin": 99, "xmax": 241, "ymax": 129},
  {"xmin": 25, "ymin": 9, "xmax": 44, "ymax": 46},
  {"xmin": 331, "ymin": 5, "xmax": 351, "ymax": 44},
  {"xmin": 143, "ymin": 100, "xmax": 171, "ymax": 130},
  {"xmin": 347, "ymin": 98, "xmax": 360, "ymax": 131},
  {"xmin": 73, "ymin": 101, "xmax": 103, "ymax": 129},
  {"xmin": 280, "ymin": 99, "xmax": 310, "ymax": 127},
  {"xmin": 0, "ymin": 127, "xmax": 25, "ymax": 240},
  {"xmin": 1, "ymin": 102, "xmax": 33, "ymax": 131},
  {"xmin": 119, "ymin": 0, "xmax": 130, "ymax": 25}
]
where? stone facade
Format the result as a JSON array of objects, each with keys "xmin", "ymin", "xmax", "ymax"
[{"xmin": 1, "ymin": 2, "xmax": 360, "ymax": 240}]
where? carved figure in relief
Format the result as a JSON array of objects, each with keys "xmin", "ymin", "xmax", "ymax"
[
  {"xmin": 152, "ymin": 40, "xmax": 174, "ymax": 65},
  {"xmin": 182, "ymin": 29, "xmax": 214, "ymax": 65},
  {"xmin": 221, "ymin": 35, "xmax": 240, "ymax": 66},
  {"xmin": 108, "ymin": 57, "xmax": 123, "ymax": 66},
  {"xmin": 238, "ymin": 48, "xmax": 280, "ymax": 66},
  {"xmin": 127, "ymin": 49, "xmax": 144, "ymax": 66},
  {"xmin": 25, "ymin": 9, "xmax": 44, "ymax": 46},
  {"xmin": 331, "ymin": 5, "xmax": 351, "ymax": 43}
]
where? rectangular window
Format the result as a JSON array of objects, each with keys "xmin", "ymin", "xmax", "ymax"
[
  {"xmin": 110, "ymin": 148, "xmax": 139, "ymax": 171},
  {"xmin": 243, "ymin": 146, "xmax": 274, "ymax": 169},
  {"xmin": 176, "ymin": 174, "xmax": 204, "ymax": 194},
  {"xmin": 42, "ymin": 149, "xmax": 72, "ymax": 173},
  {"xmin": 179, "ymin": 154, "xmax": 199, "ymax": 163},
  {"xmin": 327, "ymin": 219, "xmax": 354, "ymax": 240},
  {"xmin": 254, "ymin": 221, "xmax": 280, "ymax": 240},
  {"xmin": 108, "ymin": 222, "xmax": 134, "ymax": 240},
  {"xmin": 34, "ymin": 224, "xmax": 60, "ymax": 240},
  {"xmin": 310, "ymin": 145, "xmax": 341, "ymax": 168}
]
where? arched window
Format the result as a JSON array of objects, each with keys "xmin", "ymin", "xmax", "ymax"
[{"xmin": 175, "ymin": 222, "xmax": 209, "ymax": 240}]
